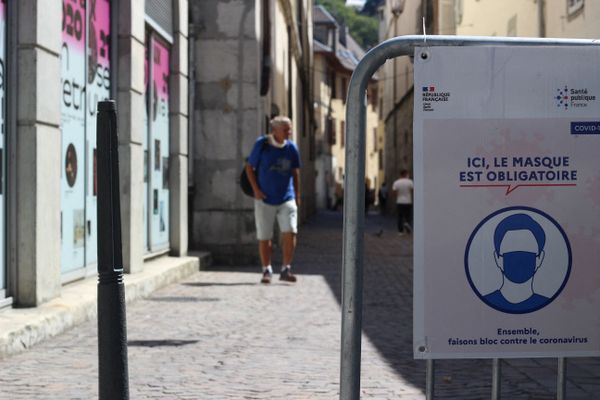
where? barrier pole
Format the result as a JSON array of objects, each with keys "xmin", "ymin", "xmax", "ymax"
[
  {"xmin": 557, "ymin": 358, "xmax": 567, "ymax": 400},
  {"xmin": 97, "ymin": 100, "xmax": 129, "ymax": 400},
  {"xmin": 492, "ymin": 358, "xmax": 501, "ymax": 400},
  {"xmin": 426, "ymin": 359, "xmax": 435, "ymax": 399}
]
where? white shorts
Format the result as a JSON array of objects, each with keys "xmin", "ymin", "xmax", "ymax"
[{"xmin": 254, "ymin": 199, "xmax": 298, "ymax": 241}]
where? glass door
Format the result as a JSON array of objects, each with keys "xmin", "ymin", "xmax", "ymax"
[
  {"xmin": 145, "ymin": 32, "xmax": 170, "ymax": 253},
  {"xmin": 61, "ymin": 0, "xmax": 87, "ymax": 275},
  {"xmin": 60, "ymin": 0, "xmax": 111, "ymax": 279}
]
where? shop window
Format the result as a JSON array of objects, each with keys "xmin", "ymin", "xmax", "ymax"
[
  {"xmin": 143, "ymin": 32, "xmax": 171, "ymax": 253},
  {"xmin": 60, "ymin": 0, "xmax": 111, "ymax": 280}
]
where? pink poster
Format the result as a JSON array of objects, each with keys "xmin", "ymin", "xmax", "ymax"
[
  {"xmin": 87, "ymin": 0, "xmax": 111, "ymax": 114},
  {"xmin": 152, "ymin": 39, "xmax": 170, "ymax": 119},
  {"xmin": 63, "ymin": 0, "xmax": 85, "ymax": 53}
]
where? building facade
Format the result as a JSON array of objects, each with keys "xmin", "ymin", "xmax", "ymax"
[
  {"xmin": 0, "ymin": 0, "xmax": 189, "ymax": 309},
  {"xmin": 189, "ymin": 0, "xmax": 315, "ymax": 265},
  {"xmin": 378, "ymin": 0, "xmax": 455, "ymax": 212},
  {"xmin": 456, "ymin": 0, "xmax": 600, "ymax": 39},
  {"xmin": 312, "ymin": 5, "xmax": 382, "ymax": 211},
  {"xmin": 379, "ymin": 0, "xmax": 598, "ymax": 217},
  {"xmin": 455, "ymin": 0, "xmax": 541, "ymax": 36}
]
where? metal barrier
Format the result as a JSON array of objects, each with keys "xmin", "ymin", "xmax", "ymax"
[{"xmin": 340, "ymin": 35, "xmax": 600, "ymax": 400}]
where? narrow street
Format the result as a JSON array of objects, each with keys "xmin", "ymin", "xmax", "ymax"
[{"xmin": 0, "ymin": 211, "xmax": 599, "ymax": 399}]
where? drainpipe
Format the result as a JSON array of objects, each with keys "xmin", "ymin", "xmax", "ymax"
[
  {"xmin": 187, "ymin": 22, "xmax": 195, "ymax": 246},
  {"xmin": 538, "ymin": 0, "xmax": 546, "ymax": 38}
]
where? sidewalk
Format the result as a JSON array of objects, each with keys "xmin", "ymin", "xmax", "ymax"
[
  {"xmin": 0, "ymin": 254, "xmax": 209, "ymax": 360},
  {"xmin": 0, "ymin": 211, "xmax": 599, "ymax": 399}
]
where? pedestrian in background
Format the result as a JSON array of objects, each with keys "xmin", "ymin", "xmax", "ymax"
[
  {"xmin": 245, "ymin": 116, "xmax": 301, "ymax": 284},
  {"xmin": 378, "ymin": 182, "xmax": 388, "ymax": 215},
  {"xmin": 392, "ymin": 170, "xmax": 413, "ymax": 235},
  {"xmin": 364, "ymin": 178, "xmax": 374, "ymax": 216},
  {"xmin": 333, "ymin": 181, "xmax": 344, "ymax": 211}
]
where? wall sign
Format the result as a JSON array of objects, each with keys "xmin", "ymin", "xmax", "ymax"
[{"xmin": 413, "ymin": 46, "xmax": 600, "ymax": 359}]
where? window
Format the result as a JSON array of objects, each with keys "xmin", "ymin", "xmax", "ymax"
[
  {"xmin": 61, "ymin": 0, "xmax": 112, "ymax": 278},
  {"xmin": 327, "ymin": 117, "xmax": 336, "ymax": 145},
  {"xmin": 331, "ymin": 72, "xmax": 337, "ymax": 99},
  {"xmin": 371, "ymin": 87, "xmax": 378, "ymax": 109},
  {"xmin": 373, "ymin": 128, "xmax": 377, "ymax": 152},
  {"xmin": 391, "ymin": 0, "xmax": 405, "ymax": 16},
  {"xmin": 454, "ymin": 0, "xmax": 463, "ymax": 25},
  {"xmin": 341, "ymin": 78, "xmax": 347, "ymax": 104},
  {"xmin": 143, "ymin": 33, "xmax": 171, "ymax": 254},
  {"xmin": 340, "ymin": 121, "xmax": 345, "ymax": 147},
  {"xmin": 507, "ymin": 15, "xmax": 517, "ymax": 37},
  {"xmin": 567, "ymin": 0, "xmax": 584, "ymax": 16}
]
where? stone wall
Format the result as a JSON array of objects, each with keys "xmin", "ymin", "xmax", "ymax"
[{"xmin": 190, "ymin": 0, "xmax": 262, "ymax": 265}]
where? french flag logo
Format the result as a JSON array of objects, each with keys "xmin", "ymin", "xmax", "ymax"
[{"xmin": 422, "ymin": 86, "xmax": 435, "ymax": 92}]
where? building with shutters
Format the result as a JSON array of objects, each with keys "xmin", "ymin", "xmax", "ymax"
[
  {"xmin": 0, "ymin": 0, "xmax": 190, "ymax": 309},
  {"xmin": 189, "ymin": 0, "xmax": 316, "ymax": 265},
  {"xmin": 312, "ymin": 5, "xmax": 382, "ymax": 211},
  {"xmin": 455, "ymin": 0, "xmax": 600, "ymax": 40},
  {"xmin": 378, "ymin": 0, "xmax": 600, "ymax": 216},
  {"xmin": 378, "ymin": 0, "xmax": 455, "ymax": 213}
]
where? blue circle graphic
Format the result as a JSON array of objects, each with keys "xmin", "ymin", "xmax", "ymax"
[{"xmin": 464, "ymin": 206, "xmax": 572, "ymax": 314}]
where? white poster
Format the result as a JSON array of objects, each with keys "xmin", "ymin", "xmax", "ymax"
[
  {"xmin": 413, "ymin": 46, "xmax": 600, "ymax": 359},
  {"xmin": 61, "ymin": 0, "xmax": 87, "ymax": 273}
]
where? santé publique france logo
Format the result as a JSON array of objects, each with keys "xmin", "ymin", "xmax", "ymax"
[
  {"xmin": 556, "ymin": 86, "xmax": 569, "ymax": 109},
  {"xmin": 556, "ymin": 85, "xmax": 596, "ymax": 109}
]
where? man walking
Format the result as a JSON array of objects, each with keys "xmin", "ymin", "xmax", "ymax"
[
  {"xmin": 392, "ymin": 169, "xmax": 413, "ymax": 235},
  {"xmin": 245, "ymin": 116, "xmax": 301, "ymax": 284}
]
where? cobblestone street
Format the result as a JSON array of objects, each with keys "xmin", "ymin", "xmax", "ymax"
[{"xmin": 0, "ymin": 211, "xmax": 599, "ymax": 399}]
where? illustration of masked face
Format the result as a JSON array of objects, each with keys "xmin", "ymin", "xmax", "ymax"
[{"xmin": 494, "ymin": 229, "xmax": 545, "ymax": 283}]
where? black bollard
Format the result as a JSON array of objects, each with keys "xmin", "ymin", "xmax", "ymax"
[{"xmin": 96, "ymin": 100, "xmax": 130, "ymax": 400}]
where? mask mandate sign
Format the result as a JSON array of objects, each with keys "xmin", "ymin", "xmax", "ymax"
[{"xmin": 413, "ymin": 46, "xmax": 600, "ymax": 359}]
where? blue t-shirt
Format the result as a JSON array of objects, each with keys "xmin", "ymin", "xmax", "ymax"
[{"xmin": 248, "ymin": 136, "xmax": 300, "ymax": 205}]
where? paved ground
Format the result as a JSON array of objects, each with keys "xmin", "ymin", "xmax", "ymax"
[{"xmin": 0, "ymin": 211, "xmax": 599, "ymax": 399}]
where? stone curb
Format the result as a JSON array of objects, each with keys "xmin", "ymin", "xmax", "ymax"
[{"xmin": 0, "ymin": 253, "xmax": 210, "ymax": 360}]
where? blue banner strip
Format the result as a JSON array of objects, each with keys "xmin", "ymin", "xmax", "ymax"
[{"xmin": 571, "ymin": 121, "xmax": 600, "ymax": 135}]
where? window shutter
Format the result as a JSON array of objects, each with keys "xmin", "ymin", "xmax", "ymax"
[{"xmin": 145, "ymin": 0, "xmax": 173, "ymax": 37}]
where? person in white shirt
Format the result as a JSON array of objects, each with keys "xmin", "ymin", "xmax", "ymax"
[{"xmin": 392, "ymin": 170, "xmax": 414, "ymax": 235}]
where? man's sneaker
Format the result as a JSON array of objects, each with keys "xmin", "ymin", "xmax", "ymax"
[
  {"xmin": 279, "ymin": 267, "xmax": 297, "ymax": 283},
  {"xmin": 261, "ymin": 269, "xmax": 272, "ymax": 284}
]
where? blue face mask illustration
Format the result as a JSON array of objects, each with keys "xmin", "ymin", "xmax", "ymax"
[{"xmin": 501, "ymin": 251, "xmax": 537, "ymax": 283}]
